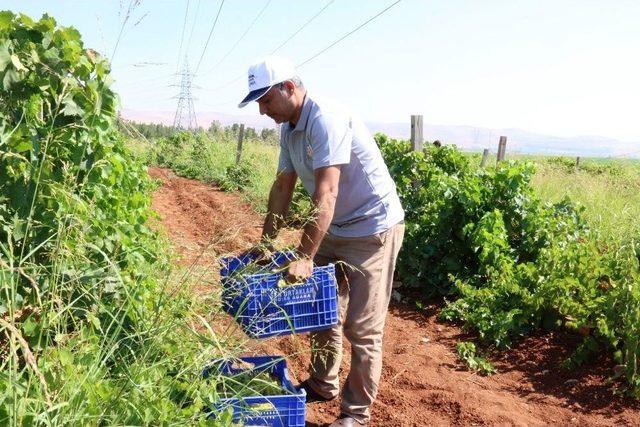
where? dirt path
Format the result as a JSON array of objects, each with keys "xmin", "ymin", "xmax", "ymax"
[{"xmin": 149, "ymin": 166, "xmax": 640, "ymax": 426}]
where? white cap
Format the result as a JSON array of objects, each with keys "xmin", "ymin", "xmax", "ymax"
[{"xmin": 238, "ymin": 55, "xmax": 297, "ymax": 108}]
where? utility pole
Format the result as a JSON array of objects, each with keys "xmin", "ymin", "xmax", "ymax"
[{"xmin": 173, "ymin": 56, "xmax": 198, "ymax": 130}]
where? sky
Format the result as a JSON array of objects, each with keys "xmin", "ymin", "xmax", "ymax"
[{"xmin": 3, "ymin": 0, "xmax": 640, "ymax": 144}]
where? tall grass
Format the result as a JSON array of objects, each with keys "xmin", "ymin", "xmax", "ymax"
[
  {"xmin": 2, "ymin": 239, "xmax": 247, "ymax": 425},
  {"xmin": 142, "ymin": 131, "xmax": 279, "ymax": 210},
  {"xmin": 531, "ymin": 157, "xmax": 640, "ymax": 244}
]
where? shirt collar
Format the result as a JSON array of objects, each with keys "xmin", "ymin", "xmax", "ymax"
[{"xmin": 289, "ymin": 93, "xmax": 312, "ymax": 133}]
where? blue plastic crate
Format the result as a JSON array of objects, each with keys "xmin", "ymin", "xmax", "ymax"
[
  {"xmin": 220, "ymin": 251, "xmax": 338, "ymax": 338},
  {"xmin": 204, "ymin": 356, "xmax": 306, "ymax": 426}
]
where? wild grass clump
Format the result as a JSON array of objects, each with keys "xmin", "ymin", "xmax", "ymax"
[
  {"xmin": 532, "ymin": 157, "xmax": 640, "ymax": 245},
  {"xmin": 149, "ymin": 131, "xmax": 279, "ymax": 210}
]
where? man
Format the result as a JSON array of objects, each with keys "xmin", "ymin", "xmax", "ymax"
[{"xmin": 238, "ymin": 56, "xmax": 404, "ymax": 427}]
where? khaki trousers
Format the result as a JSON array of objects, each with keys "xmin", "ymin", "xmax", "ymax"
[{"xmin": 307, "ymin": 222, "xmax": 405, "ymax": 424}]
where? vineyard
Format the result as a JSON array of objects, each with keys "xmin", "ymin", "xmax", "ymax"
[
  {"xmin": 2, "ymin": 9, "xmax": 640, "ymax": 427},
  {"xmin": 376, "ymin": 135, "xmax": 640, "ymax": 386},
  {"xmin": 0, "ymin": 13, "xmax": 245, "ymax": 425},
  {"xmin": 143, "ymin": 129, "xmax": 640, "ymax": 424},
  {"xmin": 146, "ymin": 125, "xmax": 640, "ymax": 387}
]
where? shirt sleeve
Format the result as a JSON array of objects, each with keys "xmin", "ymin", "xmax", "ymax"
[
  {"xmin": 277, "ymin": 127, "xmax": 295, "ymax": 173},
  {"xmin": 308, "ymin": 112, "xmax": 352, "ymax": 170}
]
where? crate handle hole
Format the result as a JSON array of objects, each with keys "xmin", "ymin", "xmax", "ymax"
[{"xmin": 231, "ymin": 360, "xmax": 256, "ymax": 371}]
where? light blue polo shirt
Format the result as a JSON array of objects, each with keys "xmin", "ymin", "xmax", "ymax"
[{"xmin": 278, "ymin": 94, "xmax": 404, "ymax": 238}]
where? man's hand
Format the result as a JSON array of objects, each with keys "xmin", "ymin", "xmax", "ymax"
[{"xmin": 285, "ymin": 258, "xmax": 314, "ymax": 284}]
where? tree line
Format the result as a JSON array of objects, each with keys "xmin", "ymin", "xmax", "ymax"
[{"xmin": 118, "ymin": 118, "xmax": 279, "ymax": 144}]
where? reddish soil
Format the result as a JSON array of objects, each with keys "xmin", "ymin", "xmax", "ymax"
[{"xmin": 149, "ymin": 166, "xmax": 640, "ymax": 427}]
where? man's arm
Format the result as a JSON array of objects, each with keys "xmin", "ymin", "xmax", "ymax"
[
  {"xmin": 286, "ymin": 165, "xmax": 340, "ymax": 282},
  {"xmin": 261, "ymin": 170, "xmax": 297, "ymax": 243}
]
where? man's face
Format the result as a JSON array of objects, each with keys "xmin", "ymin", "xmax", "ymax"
[{"xmin": 257, "ymin": 84, "xmax": 294, "ymax": 124}]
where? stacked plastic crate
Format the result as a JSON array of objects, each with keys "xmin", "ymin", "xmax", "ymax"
[{"xmin": 207, "ymin": 251, "xmax": 339, "ymax": 426}]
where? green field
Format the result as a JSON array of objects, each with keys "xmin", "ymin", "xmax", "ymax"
[
  {"xmin": 531, "ymin": 157, "xmax": 640, "ymax": 244},
  {"xmin": 130, "ymin": 130, "xmax": 279, "ymax": 211}
]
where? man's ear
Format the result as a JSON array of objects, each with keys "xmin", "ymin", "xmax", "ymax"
[{"xmin": 283, "ymin": 80, "xmax": 296, "ymax": 94}]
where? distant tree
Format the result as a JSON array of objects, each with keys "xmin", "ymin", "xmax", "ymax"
[
  {"xmin": 261, "ymin": 128, "xmax": 278, "ymax": 143},
  {"xmin": 117, "ymin": 120, "xmax": 178, "ymax": 140},
  {"xmin": 245, "ymin": 127, "xmax": 257, "ymax": 139},
  {"xmin": 208, "ymin": 120, "xmax": 222, "ymax": 135}
]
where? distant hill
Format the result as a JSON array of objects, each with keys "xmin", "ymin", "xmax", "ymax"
[
  {"xmin": 121, "ymin": 109, "xmax": 639, "ymax": 158},
  {"xmin": 367, "ymin": 122, "xmax": 640, "ymax": 158}
]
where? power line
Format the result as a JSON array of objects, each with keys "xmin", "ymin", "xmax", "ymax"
[
  {"xmin": 194, "ymin": 0, "xmax": 226, "ymax": 75},
  {"xmin": 196, "ymin": 0, "xmax": 335, "ymax": 93},
  {"xmin": 270, "ymin": 0, "xmax": 335, "ymax": 55},
  {"xmin": 186, "ymin": 0, "xmax": 202, "ymax": 57},
  {"xmin": 297, "ymin": 0, "xmax": 402, "ymax": 68},
  {"xmin": 131, "ymin": 61, "xmax": 167, "ymax": 67},
  {"xmin": 197, "ymin": 0, "xmax": 397, "ymax": 94},
  {"xmin": 174, "ymin": 0, "xmax": 190, "ymax": 77},
  {"xmin": 203, "ymin": 0, "xmax": 273, "ymax": 75}
]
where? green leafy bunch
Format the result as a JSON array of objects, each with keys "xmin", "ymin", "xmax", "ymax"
[
  {"xmin": 0, "ymin": 12, "xmax": 235, "ymax": 425},
  {"xmin": 0, "ymin": 12, "xmax": 258, "ymax": 426},
  {"xmin": 0, "ymin": 10, "xmax": 164, "ymax": 323},
  {"xmin": 220, "ymin": 163, "xmax": 254, "ymax": 192},
  {"xmin": 286, "ymin": 182, "xmax": 314, "ymax": 227},
  {"xmin": 376, "ymin": 134, "xmax": 640, "ymax": 394},
  {"xmin": 376, "ymin": 133, "xmax": 560, "ymax": 295}
]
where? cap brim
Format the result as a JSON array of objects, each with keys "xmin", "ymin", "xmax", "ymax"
[{"xmin": 238, "ymin": 86, "xmax": 272, "ymax": 108}]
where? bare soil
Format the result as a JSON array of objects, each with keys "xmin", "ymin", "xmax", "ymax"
[{"xmin": 149, "ymin": 166, "xmax": 640, "ymax": 427}]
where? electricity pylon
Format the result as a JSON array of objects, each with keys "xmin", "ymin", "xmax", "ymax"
[{"xmin": 172, "ymin": 57, "xmax": 198, "ymax": 130}]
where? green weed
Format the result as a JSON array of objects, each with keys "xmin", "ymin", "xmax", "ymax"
[{"xmin": 456, "ymin": 342, "xmax": 496, "ymax": 376}]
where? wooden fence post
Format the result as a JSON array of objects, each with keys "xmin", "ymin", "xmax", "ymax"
[
  {"xmin": 496, "ymin": 136, "xmax": 507, "ymax": 162},
  {"xmin": 411, "ymin": 115, "xmax": 423, "ymax": 152},
  {"xmin": 575, "ymin": 156, "xmax": 581, "ymax": 168},
  {"xmin": 480, "ymin": 149, "xmax": 490, "ymax": 167},
  {"xmin": 235, "ymin": 124, "xmax": 245, "ymax": 165}
]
